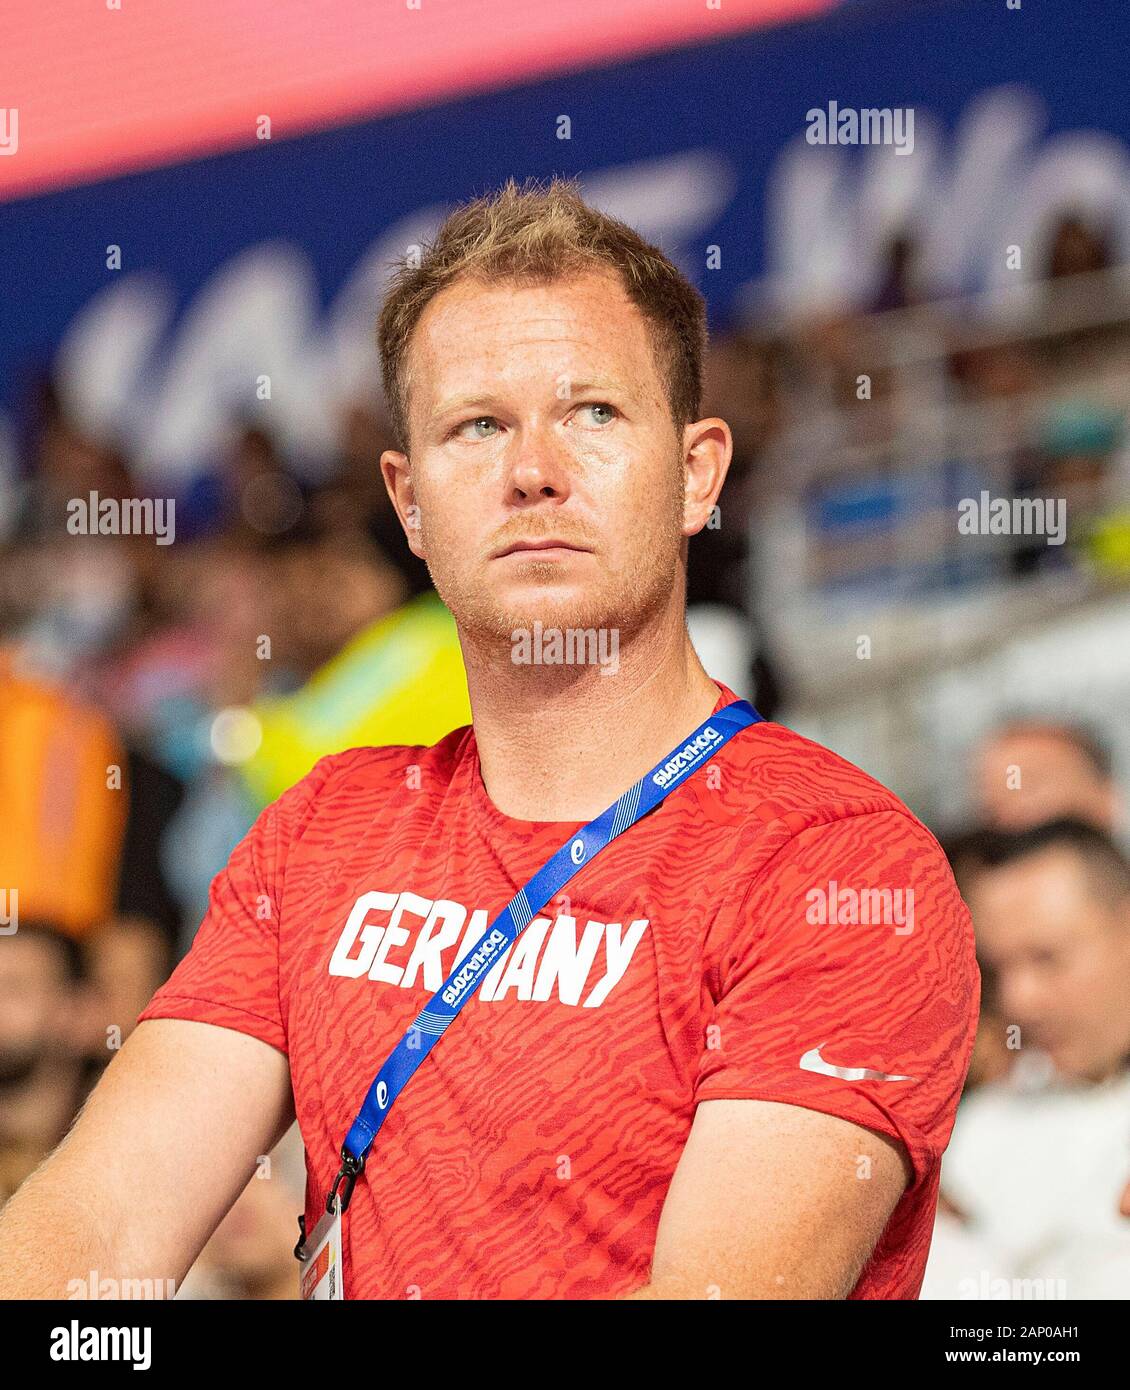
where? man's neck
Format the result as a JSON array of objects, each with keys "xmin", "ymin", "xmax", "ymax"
[{"xmin": 461, "ymin": 606, "xmax": 722, "ymax": 822}]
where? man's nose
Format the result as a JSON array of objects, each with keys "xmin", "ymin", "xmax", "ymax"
[
  {"xmin": 1000, "ymin": 968, "xmax": 1048, "ymax": 1028},
  {"xmin": 504, "ymin": 429, "xmax": 573, "ymax": 507}
]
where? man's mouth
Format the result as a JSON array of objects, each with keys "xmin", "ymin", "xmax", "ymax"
[
  {"xmin": 493, "ymin": 538, "xmax": 591, "ymax": 559},
  {"xmin": 0, "ymin": 1049, "xmax": 41, "ymax": 1088}
]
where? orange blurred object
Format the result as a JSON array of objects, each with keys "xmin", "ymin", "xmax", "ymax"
[{"xmin": 0, "ymin": 654, "xmax": 126, "ymax": 937}]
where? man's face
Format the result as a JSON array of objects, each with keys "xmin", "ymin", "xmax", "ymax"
[
  {"xmin": 975, "ymin": 729, "xmax": 1115, "ymax": 831},
  {"xmin": 968, "ymin": 847, "xmax": 1130, "ymax": 1080},
  {"xmin": 0, "ymin": 935, "xmax": 75, "ymax": 1085},
  {"xmin": 382, "ymin": 270, "xmax": 720, "ymax": 644}
]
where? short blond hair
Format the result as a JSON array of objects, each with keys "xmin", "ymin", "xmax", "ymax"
[{"xmin": 377, "ymin": 176, "xmax": 707, "ymax": 450}]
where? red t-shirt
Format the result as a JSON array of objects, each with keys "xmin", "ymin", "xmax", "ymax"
[{"xmin": 139, "ymin": 682, "xmax": 979, "ymax": 1299}]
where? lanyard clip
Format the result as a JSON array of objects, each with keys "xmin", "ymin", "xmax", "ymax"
[{"xmin": 328, "ymin": 1148, "xmax": 365, "ymax": 1214}]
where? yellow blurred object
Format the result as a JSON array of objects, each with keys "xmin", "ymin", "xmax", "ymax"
[
  {"xmin": 0, "ymin": 655, "xmax": 126, "ymax": 937},
  {"xmin": 241, "ymin": 591, "xmax": 471, "ymax": 808},
  {"xmin": 1086, "ymin": 510, "xmax": 1130, "ymax": 576}
]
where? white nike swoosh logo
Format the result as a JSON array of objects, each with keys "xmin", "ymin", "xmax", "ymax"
[{"xmin": 799, "ymin": 1045, "xmax": 913, "ymax": 1083}]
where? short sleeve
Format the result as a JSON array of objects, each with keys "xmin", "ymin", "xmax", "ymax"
[
  {"xmin": 136, "ymin": 753, "xmax": 344, "ymax": 1052},
  {"xmin": 695, "ymin": 810, "xmax": 980, "ymax": 1186}
]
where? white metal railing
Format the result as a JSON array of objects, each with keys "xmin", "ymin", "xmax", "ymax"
[
  {"xmin": 746, "ymin": 268, "xmax": 1130, "ymax": 812},
  {"xmin": 751, "ymin": 267, "xmax": 1130, "ymax": 689}
]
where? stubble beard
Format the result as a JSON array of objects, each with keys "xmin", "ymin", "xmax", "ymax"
[{"xmin": 422, "ymin": 520, "xmax": 684, "ymax": 654}]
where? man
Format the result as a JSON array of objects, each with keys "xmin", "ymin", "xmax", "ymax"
[
  {"xmin": 0, "ymin": 179, "xmax": 978, "ymax": 1300},
  {"xmin": 0, "ymin": 923, "xmax": 97, "ymax": 1204},
  {"xmin": 940, "ymin": 819, "xmax": 1130, "ymax": 1296},
  {"xmin": 957, "ymin": 716, "xmax": 1119, "ymax": 1091}
]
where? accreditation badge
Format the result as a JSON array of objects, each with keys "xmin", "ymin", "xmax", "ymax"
[{"xmin": 299, "ymin": 1199, "xmax": 344, "ymax": 1300}]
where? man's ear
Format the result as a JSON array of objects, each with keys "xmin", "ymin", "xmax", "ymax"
[
  {"xmin": 681, "ymin": 418, "xmax": 732, "ymax": 537},
  {"xmin": 380, "ymin": 449, "xmax": 426, "ymax": 559}
]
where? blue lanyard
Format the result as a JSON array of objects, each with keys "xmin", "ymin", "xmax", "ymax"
[{"xmin": 327, "ymin": 698, "xmax": 763, "ymax": 1213}]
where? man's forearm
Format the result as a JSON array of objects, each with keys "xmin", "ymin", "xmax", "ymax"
[
  {"xmin": 0, "ymin": 1155, "xmax": 114, "ymax": 1299},
  {"xmin": 620, "ymin": 1275, "xmax": 732, "ymax": 1299},
  {"xmin": 619, "ymin": 1254, "xmax": 862, "ymax": 1300}
]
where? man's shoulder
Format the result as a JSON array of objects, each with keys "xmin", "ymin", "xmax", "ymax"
[
  {"xmin": 721, "ymin": 718, "xmax": 932, "ymax": 843},
  {"xmin": 266, "ymin": 724, "xmax": 474, "ymax": 836},
  {"xmin": 307, "ymin": 724, "xmax": 473, "ymax": 790}
]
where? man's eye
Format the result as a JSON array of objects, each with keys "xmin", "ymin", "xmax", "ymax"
[
  {"xmin": 576, "ymin": 403, "xmax": 617, "ymax": 427},
  {"xmin": 455, "ymin": 416, "xmax": 499, "ymax": 440}
]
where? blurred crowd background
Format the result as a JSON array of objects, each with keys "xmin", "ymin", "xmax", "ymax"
[{"xmin": 2, "ymin": 0, "xmax": 1129, "ymax": 1298}]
